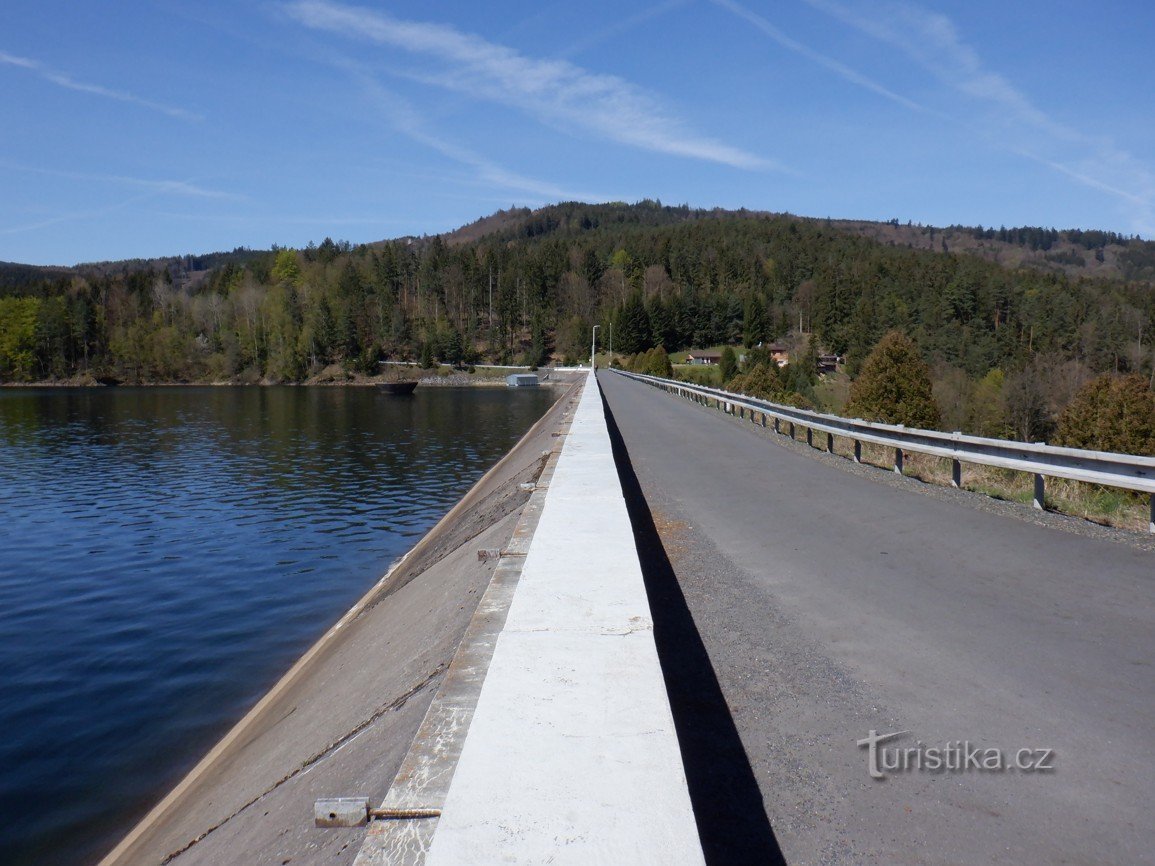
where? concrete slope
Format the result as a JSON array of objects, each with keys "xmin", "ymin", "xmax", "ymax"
[
  {"xmin": 97, "ymin": 380, "xmax": 581, "ymax": 866},
  {"xmin": 599, "ymin": 370, "xmax": 1155, "ymax": 866}
]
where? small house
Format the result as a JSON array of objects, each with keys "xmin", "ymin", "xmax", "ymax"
[
  {"xmin": 506, "ymin": 373, "xmax": 539, "ymax": 387},
  {"xmin": 817, "ymin": 354, "xmax": 841, "ymax": 373},
  {"xmin": 686, "ymin": 352, "xmax": 722, "ymax": 366}
]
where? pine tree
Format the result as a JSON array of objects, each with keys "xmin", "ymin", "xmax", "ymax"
[
  {"xmin": 743, "ymin": 296, "xmax": 768, "ymax": 347},
  {"xmin": 846, "ymin": 331, "xmax": 941, "ymax": 428},
  {"xmin": 616, "ymin": 292, "xmax": 651, "ymax": 355}
]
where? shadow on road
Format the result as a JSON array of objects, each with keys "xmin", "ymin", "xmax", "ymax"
[{"xmin": 600, "ymin": 383, "xmax": 787, "ymax": 866}]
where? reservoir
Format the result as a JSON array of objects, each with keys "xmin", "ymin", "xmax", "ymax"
[{"xmin": 0, "ymin": 385, "xmax": 557, "ymax": 866}]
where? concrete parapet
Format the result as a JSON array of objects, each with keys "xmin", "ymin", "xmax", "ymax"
[{"xmin": 366, "ymin": 371, "xmax": 704, "ymax": 865}]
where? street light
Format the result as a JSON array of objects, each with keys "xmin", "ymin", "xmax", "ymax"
[{"xmin": 591, "ymin": 325, "xmax": 600, "ymax": 369}]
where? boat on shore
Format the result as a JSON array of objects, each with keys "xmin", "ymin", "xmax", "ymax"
[{"xmin": 379, "ymin": 380, "xmax": 418, "ymax": 395}]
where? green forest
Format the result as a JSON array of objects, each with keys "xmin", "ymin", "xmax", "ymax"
[{"xmin": 2, "ymin": 200, "xmax": 1153, "ymax": 449}]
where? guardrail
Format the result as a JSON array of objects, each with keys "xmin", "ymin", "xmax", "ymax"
[{"xmin": 613, "ymin": 369, "xmax": 1155, "ymax": 533}]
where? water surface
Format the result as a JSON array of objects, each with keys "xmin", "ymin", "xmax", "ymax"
[{"xmin": 0, "ymin": 385, "xmax": 556, "ymax": 866}]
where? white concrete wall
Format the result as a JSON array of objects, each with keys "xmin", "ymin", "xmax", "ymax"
[{"xmin": 425, "ymin": 371, "xmax": 704, "ymax": 865}]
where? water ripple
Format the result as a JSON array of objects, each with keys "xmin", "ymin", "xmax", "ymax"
[{"xmin": 0, "ymin": 385, "xmax": 554, "ymax": 866}]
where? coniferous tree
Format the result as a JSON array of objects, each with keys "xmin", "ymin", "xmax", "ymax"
[
  {"xmin": 719, "ymin": 345, "xmax": 738, "ymax": 383},
  {"xmin": 786, "ymin": 336, "xmax": 820, "ymax": 394},
  {"xmin": 418, "ymin": 341, "xmax": 434, "ymax": 369},
  {"xmin": 641, "ymin": 345, "xmax": 673, "ymax": 377},
  {"xmin": 743, "ymin": 296, "xmax": 768, "ymax": 347},
  {"xmin": 310, "ymin": 296, "xmax": 337, "ymax": 365},
  {"xmin": 728, "ymin": 360, "xmax": 782, "ymax": 400},
  {"xmin": 615, "ymin": 292, "xmax": 651, "ymax": 355},
  {"xmin": 1054, "ymin": 375, "xmax": 1155, "ymax": 455},
  {"xmin": 846, "ymin": 331, "xmax": 941, "ymax": 428}
]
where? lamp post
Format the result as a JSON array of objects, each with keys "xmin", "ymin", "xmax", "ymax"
[{"xmin": 591, "ymin": 325, "xmax": 600, "ymax": 369}]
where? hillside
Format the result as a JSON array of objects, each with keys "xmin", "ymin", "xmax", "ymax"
[
  {"xmin": 0, "ymin": 247, "xmax": 273, "ymax": 294},
  {"xmin": 1, "ymin": 201, "xmax": 1152, "ymax": 442},
  {"xmin": 436, "ymin": 202, "xmax": 1155, "ymax": 285},
  {"xmin": 828, "ymin": 219, "xmax": 1155, "ymax": 284}
]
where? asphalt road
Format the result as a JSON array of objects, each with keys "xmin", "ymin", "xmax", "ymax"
[{"xmin": 598, "ymin": 370, "xmax": 1155, "ymax": 866}]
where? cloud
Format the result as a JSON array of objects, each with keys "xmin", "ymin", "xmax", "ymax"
[
  {"xmin": 352, "ymin": 75, "xmax": 611, "ymax": 203},
  {"xmin": 0, "ymin": 164, "xmax": 244, "ymax": 238},
  {"xmin": 799, "ymin": 0, "xmax": 1155, "ymax": 231},
  {"xmin": 284, "ymin": 1, "xmax": 773, "ymax": 171},
  {"xmin": 116, "ymin": 177, "xmax": 239, "ymax": 199},
  {"xmin": 709, "ymin": 0, "xmax": 925, "ymax": 113},
  {"xmin": 0, "ymin": 192, "xmax": 158, "ymax": 237},
  {"xmin": 0, "ymin": 162, "xmax": 241, "ymax": 200},
  {"xmin": 559, "ymin": 0, "xmax": 691, "ymax": 60},
  {"xmin": 0, "ymin": 50, "xmax": 201, "ymax": 121},
  {"xmin": 148, "ymin": 211, "xmax": 415, "ymax": 228}
]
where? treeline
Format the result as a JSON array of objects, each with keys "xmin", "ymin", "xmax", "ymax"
[
  {"xmin": 961, "ymin": 225, "xmax": 1141, "ymax": 251},
  {"xmin": 0, "ymin": 201, "xmax": 1152, "ymax": 445}
]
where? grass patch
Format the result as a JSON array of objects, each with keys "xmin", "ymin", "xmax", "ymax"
[
  {"xmin": 669, "ymin": 344, "xmax": 740, "ymax": 364},
  {"xmin": 799, "ymin": 429, "xmax": 1150, "ymax": 532},
  {"xmin": 673, "ymin": 364, "xmax": 723, "ymax": 387},
  {"xmin": 812, "ymin": 373, "xmax": 851, "ymax": 414}
]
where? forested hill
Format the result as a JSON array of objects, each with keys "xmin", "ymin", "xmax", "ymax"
[
  {"xmin": 440, "ymin": 203, "xmax": 1155, "ymax": 284},
  {"xmin": 1, "ymin": 201, "xmax": 1152, "ymax": 418},
  {"xmin": 1, "ymin": 246, "xmax": 272, "ymax": 291},
  {"xmin": 829, "ymin": 219, "xmax": 1155, "ymax": 284}
]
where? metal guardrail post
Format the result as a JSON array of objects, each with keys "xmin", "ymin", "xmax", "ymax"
[
  {"xmin": 854, "ymin": 440, "xmax": 862, "ymax": 463},
  {"xmin": 1034, "ymin": 474, "xmax": 1046, "ymax": 511},
  {"xmin": 894, "ymin": 448, "xmax": 904, "ymax": 475},
  {"xmin": 826, "ymin": 432, "xmax": 834, "ymax": 454},
  {"xmin": 952, "ymin": 458, "xmax": 962, "ymax": 488},
  {"xmin": 806, "ymin": 427, "xmax": 813, "ymax": 448}
]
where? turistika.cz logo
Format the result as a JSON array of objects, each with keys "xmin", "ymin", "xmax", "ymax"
[{"xmin": 857, "ymin": 730, "xmax": 1055, "ymax": 779}]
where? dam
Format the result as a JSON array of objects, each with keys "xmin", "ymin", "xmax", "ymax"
[
  {"xmin": 96, "ymin": 368, "xmax": 1155, "ymax": 864},
  {"xmin": 98, "ymin": 371, "xmax": 705, "ymax": 865}
]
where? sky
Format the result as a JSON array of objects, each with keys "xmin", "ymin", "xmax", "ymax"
[{"xmin": 1, "ymin": 0, "xmax": 1152, "ymax": 265}]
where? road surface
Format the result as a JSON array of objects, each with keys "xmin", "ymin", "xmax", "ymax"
[{"xmin": 598, "ymin": 370, "xmax": 1155, "ymax": 866}]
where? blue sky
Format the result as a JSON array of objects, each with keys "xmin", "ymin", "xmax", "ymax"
[{"xmin": 2, "ymin": 0, "xmax": 1152, "ymax": 265}]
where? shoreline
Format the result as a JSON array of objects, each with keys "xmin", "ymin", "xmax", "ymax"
[{"xmin": 0, "ymin": 372, "xmax": 576, "ymax": 389}]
